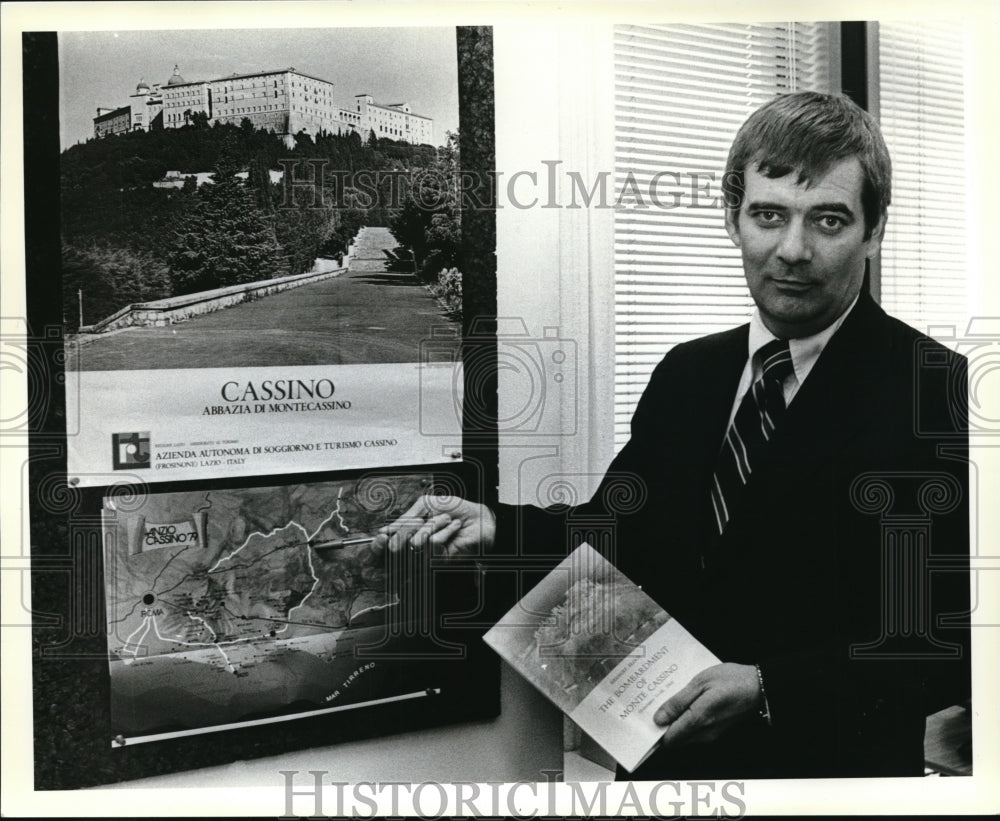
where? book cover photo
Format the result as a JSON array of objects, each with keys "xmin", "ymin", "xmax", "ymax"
[{"xmin": 483, "ymin": 542, "xmax": 720, "ymax": 772}]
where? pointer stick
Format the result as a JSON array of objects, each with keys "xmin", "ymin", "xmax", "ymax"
[{"xmin": 309, "ymin": 536, "xmax": 376, "ymax": 550}]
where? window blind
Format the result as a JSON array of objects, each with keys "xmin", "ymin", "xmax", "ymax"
[
  {"xmin": 877, "ymin": 22, "xmax": 967, "ymax": 340},
  {"xmin": 613, "ymin": 23, "xmax": 832, "ymax": 449}
]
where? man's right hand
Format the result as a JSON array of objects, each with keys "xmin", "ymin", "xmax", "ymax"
[{"xmin": 373, "ymin": 495, "xmax": 496, "ymax": 558}]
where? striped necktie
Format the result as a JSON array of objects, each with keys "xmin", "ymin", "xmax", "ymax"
[{"xmin": 710, "ymin": 338, "xmax": 794, "ymax": 534}]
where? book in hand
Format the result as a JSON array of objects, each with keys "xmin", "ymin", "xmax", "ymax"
[{"xmin": 483, "ymin": 542, "xmax": 720, "ymax": 772}]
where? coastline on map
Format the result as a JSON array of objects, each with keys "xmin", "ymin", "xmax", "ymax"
[
  {"xmin": 101, "ymin": 475, "xmax": 445, "ymax": 738},
  {"xmin": 108, "ymin": 625, "xmax": 409, "ymax": 735}
]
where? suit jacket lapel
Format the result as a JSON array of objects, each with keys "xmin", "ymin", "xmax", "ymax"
[
  {"xmin": 688, "ymin": 326, "xmax": 750, "ymax": 488},
  {"xmin": 717, "ymin": 292, "xmax": 891, "ymax": 541},
  {"xmin": 757, "ymin": 291, "xmax": 890, "ymax": 482}
]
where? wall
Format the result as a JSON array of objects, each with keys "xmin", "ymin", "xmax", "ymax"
[{"xmin": 495, "ymin": 23, "xmax": 616, "ymax": 508}]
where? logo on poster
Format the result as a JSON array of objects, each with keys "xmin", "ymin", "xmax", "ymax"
[{"xmin": 112, "ymin": 431, "xmax": 151, "ymax": 470}]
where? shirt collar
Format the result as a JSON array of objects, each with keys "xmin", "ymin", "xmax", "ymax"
[{"xmin": 747, "ymin": 293, "xmax": 860, "ymax": 384}]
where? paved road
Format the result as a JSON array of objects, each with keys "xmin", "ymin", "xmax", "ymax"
[{"xmin": 68, "ymin": 227, "xmax": 458, "ymax": 371}]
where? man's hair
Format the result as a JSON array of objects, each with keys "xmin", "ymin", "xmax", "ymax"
[{"xmin": 722, "ymin": 91, "xmax": 891, "ymax": 240}]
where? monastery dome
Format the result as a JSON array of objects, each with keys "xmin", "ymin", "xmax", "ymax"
[{"xmin": 166, "ymin": 65, "xmax": 186, "ymax": 86}]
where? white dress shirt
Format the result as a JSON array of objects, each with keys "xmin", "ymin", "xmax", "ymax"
[{"xmin": 725, "ymin": 294, "xmax": 860, "ymax": 430}]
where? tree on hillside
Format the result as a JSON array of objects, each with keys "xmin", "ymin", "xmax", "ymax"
[
  {"xmin": 320, "ymin": 186, "xmax": 369, "ymax": 260},
  {"xmin": 272, "ymin": 177, "xmax": 339, "ymax": 276},
  {"xmin": 62, "ymin": 242, "xmax": 172, "ymax": 330},
  {"xmin": 60, "ymin": 119, "xmax": 460, "ymax": 313},
  {"xmin": 247, "ymin": 154, "xmax": 275, "ymax": 215},
  {"xmin": 388, "ymin": 131, "xmax": 460, "ymax": 281},
  {"xmin": 168, "ymin": 156, "xmax": 285, "ymax": 294}
]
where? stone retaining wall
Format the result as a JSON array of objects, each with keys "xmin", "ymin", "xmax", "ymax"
[
  {"xmin": 77, "ymin": 227, "xmax": 377, "ymax": 334},
  {"xmin": 78, "ymin": 260, "xmax": 349, "ymax": 335}
]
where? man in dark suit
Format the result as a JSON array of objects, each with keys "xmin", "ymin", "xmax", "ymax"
[{"xmin": 379, "ymin": 92, "xmax": 970, "ymax": 778}]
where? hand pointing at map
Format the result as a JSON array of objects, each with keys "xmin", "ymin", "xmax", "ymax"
[{"xmin": 374, "ymin": 495, "xmax": 495, "ymax": 558}]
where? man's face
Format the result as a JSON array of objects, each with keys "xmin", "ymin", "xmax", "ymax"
[{"xmin": 726, "ymin": 155, "xmax": 884, "ymax": 339}]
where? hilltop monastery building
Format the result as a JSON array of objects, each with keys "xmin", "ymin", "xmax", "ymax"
[{"xmin": 94, "ymin": 65, "xmax": 433, "ymax": 145}]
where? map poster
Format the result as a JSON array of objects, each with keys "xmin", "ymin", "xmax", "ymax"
[
  {"xmin": 102, "ymin": 473, "xmax": 474, "ymax": 744},
  {"xmin": 59, "ymin": 27, "xmax": 467, "ymax": 486}
]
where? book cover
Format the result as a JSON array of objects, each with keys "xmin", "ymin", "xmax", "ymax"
[{"xmin": 483, "ymin": 542, "xmax": 720, "ymax": 772}]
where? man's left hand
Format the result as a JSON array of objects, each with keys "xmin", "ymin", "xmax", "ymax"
[{"xmin": 654, "ymin": 662, "xmax": 763, "ymax": 748}]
